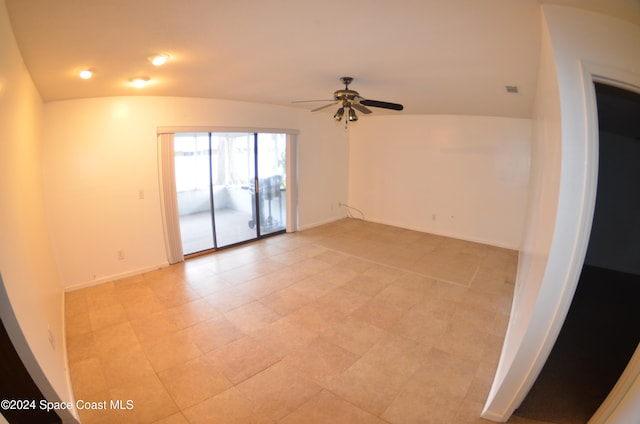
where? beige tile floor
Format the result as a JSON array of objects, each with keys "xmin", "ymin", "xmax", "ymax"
[{"xmin": 65, "ymin": 218, "xmax": 555, "ymax": 424}]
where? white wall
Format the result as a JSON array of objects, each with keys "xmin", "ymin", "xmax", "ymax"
[
  {"xmin": 348, "ymin": 115, "xmax": 531, "ymax": 249},
  {"xmin": 42, "ymin": 97, "xmax": 348, "ymax": 289},
  {"xmin": 297, "ymin": 115, "xmax": 351, "ymax": 229},
  {"xmin": 483, "ymin": 6, "xmax": 640, "ymax": 421},
  {"xmin": 0, "ymin": 1, "xmax": 76, "ymax": 421}
]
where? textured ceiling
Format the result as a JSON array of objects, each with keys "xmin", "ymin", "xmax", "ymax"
[{"xmin": 5, "ymin": 0, "xmax": 640, "ymax": 118}]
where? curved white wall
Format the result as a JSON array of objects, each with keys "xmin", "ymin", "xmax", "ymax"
[
  {"xmin": 483, "ymin": 6, "xmax": 640, "ymax": 421},
  {"xmin": 0, "ymin": 1, "xmax": 76, "ymax": 420},
  {"xmin": 42, "ymin": 97, "xmax": 348, "ymax": 289}
]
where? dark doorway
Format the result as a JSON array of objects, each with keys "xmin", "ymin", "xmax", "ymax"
[
  {"xmin": 514, "ymin": 83, "xmax": 640, "ymax": 423},
  {"xmin": 0, "ymin": 316, "xmax": 62, "ymax": 424}
]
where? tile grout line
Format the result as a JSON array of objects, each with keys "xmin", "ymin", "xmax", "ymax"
[{"xmin": 311, "ymin": 242, "xmax": 476, "ymax": 289}]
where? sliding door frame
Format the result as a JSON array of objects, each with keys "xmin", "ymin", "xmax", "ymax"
[{"xmin": 158, "ymin": 126, "xmax": 299, "ymax": 263}]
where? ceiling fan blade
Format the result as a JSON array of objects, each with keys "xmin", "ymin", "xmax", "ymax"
[
  {"xmin": 311, "ymin": 102, "xmax": 339, "ymax": 112},
  {"xmin": 352, "ymin": 103, "xmax": 372, "ymax": 114},
  {"xmin": 360, "ymin": 99, "xmax": 404, "ymax": 111},
  {"xmin": 291, "ymin": 99, "xmax": 334, "ymax": 103}
]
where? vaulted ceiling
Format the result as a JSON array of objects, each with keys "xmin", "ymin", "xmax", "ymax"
[{"xmin": 6, "ymin": 0, "xmax": 640, "ymax": 118}]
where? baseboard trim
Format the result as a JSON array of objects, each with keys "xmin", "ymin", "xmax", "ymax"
[
  {"xmin": 63, "ymin": 262, "xmax": 170, "ymax": 292},
  {"xmin": 297, "ymin": 215, "xmax": 347, "ymax": 232},
  {"xmin": 355, "ymin": 216, "xmax": 521, "ymax": 251}
]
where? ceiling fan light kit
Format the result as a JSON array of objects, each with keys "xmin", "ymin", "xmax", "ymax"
[
  {"xmin": 348, "ymin": 107, "xmax": 358, "ymax": 122},
  {"xmin": 295, "ymin": 76, "xmax": 404, "ymax": 126}
]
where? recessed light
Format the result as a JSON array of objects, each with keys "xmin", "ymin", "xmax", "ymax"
[
  {"xmin": 79, "ymin": 69, "xmax": 93, "ymax": 79},
  {"xmin": 151, "ymin": 54, "xmax": 170, "ymax": 66},
  {"xmin": 130, "ymin": 76, "xmax": 150, "ymax": 88}
]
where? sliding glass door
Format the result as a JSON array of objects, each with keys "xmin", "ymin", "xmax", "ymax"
[
  {"xmin": 174, "ymin": 132, "xmax": 286, "ymax": 255},
  {"xmin": 210, "ymin": 133, "xmax": 257, "ymax": 247},
  {"xmin": 174, "ymin": 133, "xmax": 216, "ymax": 254},
  {"xmin": 256, "ymin": 133, "xmax": 287, "ymax": 236}
]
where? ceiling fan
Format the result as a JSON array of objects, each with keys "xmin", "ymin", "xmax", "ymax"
[{"xmin": 294, "ymin": 77, "xmax": 404, "ymax": 122}]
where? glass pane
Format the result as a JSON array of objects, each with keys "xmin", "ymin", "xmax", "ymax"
[
  {"xmin": 211, "ymin": 133, "xmax": 258, "ymax": 247},
  {"xmin": 175, "ymin": 133, "xmax": 214, "ymax": 254},
  {"xmin": 257, "ymin": 133, "xmax": 286, "ymax": 235}
]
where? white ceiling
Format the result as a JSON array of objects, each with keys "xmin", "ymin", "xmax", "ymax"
[{"xmin": 6, "ymin": 0, "xmax": 640, "ymax": 118}]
